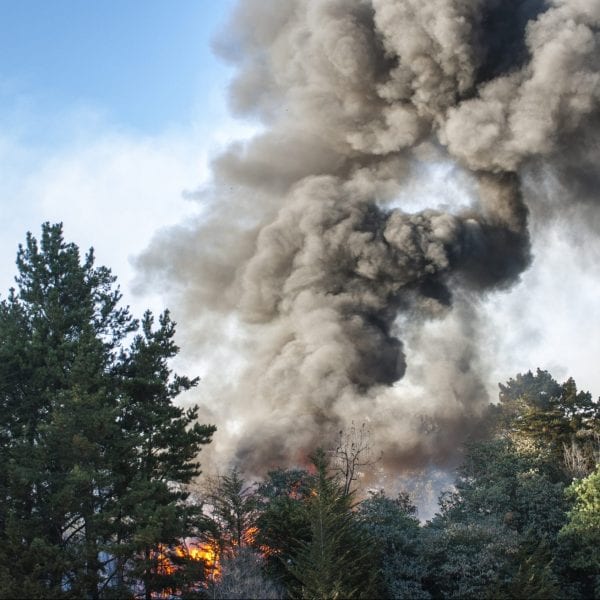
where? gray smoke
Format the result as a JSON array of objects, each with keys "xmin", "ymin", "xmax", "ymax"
[{"xmin": 136, "ymin": 0, "xmax": 600, "ymax": 475}]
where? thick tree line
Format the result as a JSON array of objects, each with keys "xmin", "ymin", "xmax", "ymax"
[
  {"xmin": 206, "ymin": 371, "xmax": 600, "ymax": 599},
  {"xmin": 1, "ymin": 224, "xmax": 599, "ymax": 599}
]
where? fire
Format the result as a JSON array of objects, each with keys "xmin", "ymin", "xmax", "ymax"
[
  {"xmin": 243, "ymin": 526, "xmax": 258, "ymax": 546},
  {"xmin": 185, "ymin": 540, "xmax": 220, "ymax": 579},
  {"xmin": 153, "ymin": 526, "xmax": 273, "ymax": 589},
  {"xmin": 242, "ymin": 525, "xmax": 279, "ymax": 558},
  {"xmin": 153, "ymin": 544, "xmax": 175, "ymax": 576},
  {"xmin": 153, "ymin": 539, "xmax": 221, "ymax": 580}
]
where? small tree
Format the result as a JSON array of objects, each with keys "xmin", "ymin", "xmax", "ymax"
[
  {"xmin": 204, "ymin": 469, "xmax": 258, "ymax": 554},
  {"xmin": 209, "ymin": 547, "xmax": 283, "ymax": 599},
  {"xmin": 563, "ymin": 434, "xmax": 600, "ymax": 479},
  {"xmin": 331, "ymin": 422, "xmax": 379, "ymax": 497},
  {"xmin": 287, "ymin": 449, "xmax": 377, "ymax": 599}
]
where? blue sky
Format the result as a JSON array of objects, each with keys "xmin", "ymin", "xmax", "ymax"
[
  {"xmin": 0, "ymin": 0, "xmax": 236, "ymax": 137},
  {"xmin": 0, "ymin": 0, "xmax": 255, "ymax": 318}
]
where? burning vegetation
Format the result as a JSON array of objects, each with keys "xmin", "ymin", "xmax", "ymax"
[
  {"xmin": 2, "ymin": 0, "xmax": 600, "ymax": 598},
  {"xmin": 152, "ymin": 539, "xmax": 221, "ymax": 595}
]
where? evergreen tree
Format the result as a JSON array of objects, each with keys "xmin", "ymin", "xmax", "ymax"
[
  {"xmin": 287, "ymin": 449, "xmax": 376, "ymax": 599},
  {"xmin": 426, "ymin": 437, "xmax": 568, "ymax": 598},
  {"xmin": 0, "ymin": 223, "xmax": 135, "ymax": 596},
  {"xmin": 422, "ymin": 515, "xmax": 520, "ymax": 599},
  {"xmin": 419, "ymin": 368, "xmax": 594, "ymax": 599},
  {"xmin": 0, "ymin": 224, "xmax": 215, "ymax": 598},
  {"xmin": 557, "ymin": 465, "xmax": 600, "ymax": 598},
  {"xmin": 109, "ymin": 310, "xmax": 216, "ymax": 598},
  {"xmin": 204, "ymin": 468, "xmax": 259, "ymax": 556},
  {"xmin": 358, "ymin": 491, "xmax": 429, "ymax": 599},
  {"xmin": 497, "ymin": 369, "xmax": 600, "ymax": 479},
  {"xmin": 254, "ymin": 468, "xmax": 315, "ymax": 591}
]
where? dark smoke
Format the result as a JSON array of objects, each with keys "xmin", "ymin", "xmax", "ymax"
[
  {"xmin": 135, "ymin": 0, "xmax": 600, "ymax": 475},
  {"xmin": 476, "ymin": 0, "xmax": 549, "ymax": 82}
]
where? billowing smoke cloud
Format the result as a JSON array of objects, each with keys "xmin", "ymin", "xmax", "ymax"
[{"xmin": 136, "ymin": 0, "xmax": 600, "ymax": 475}]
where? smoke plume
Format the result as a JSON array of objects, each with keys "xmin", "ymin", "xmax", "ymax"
[{"xmin": 136, "ymin": 0, "xmax": 600, "ymax": 475}]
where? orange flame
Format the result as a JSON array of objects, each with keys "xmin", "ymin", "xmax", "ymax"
[
  {"xmin": 153, "ymin": 544, "xmax": 174, "ymax": 576},
  {"xmin": 243, "ymin": 526, "xmax": 259, "ymax": 546},
  {"xmin": 153, "ymin": 539, "xmax": 221, "ymax": 581},
  {"xmin": 184, "ymin": 540, "xmax": 221, "ymax": 579},
  {"xmin": 154, "ymin": 524, "xmax": 277, "ymax": 590}
]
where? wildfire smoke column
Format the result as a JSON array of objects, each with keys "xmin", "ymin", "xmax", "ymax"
[{"xmin": 136, "ymin": 0, "xmax": 600, "ymax": 474}]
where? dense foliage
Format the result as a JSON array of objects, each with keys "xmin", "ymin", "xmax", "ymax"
[
  {"xmin": 0, "ymin": 224, "xmax": 215, "ymax": 598},
  {"xmin": 216, "ymin": 376, "xmax": 599, "ymax": 599},
  {"xmin": 1, "ymin": 225, "xmax": 599, "ymax": 598},
  {"xmin": 203, "ymin": 368, "xmax": 600, "ymax": 599}
]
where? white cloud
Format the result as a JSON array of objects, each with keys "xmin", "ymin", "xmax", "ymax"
[
  {"xmin": 481, "ymin": 213, "xmax": 600, "ymax": 395},
  {"xmin": 0, "ymin": 111, "xmax": 257, "ymax": 320}
]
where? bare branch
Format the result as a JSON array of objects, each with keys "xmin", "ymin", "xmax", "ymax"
[{"xmin": 330, "ymin": 421, "xmax": 381, "ymax": 496}]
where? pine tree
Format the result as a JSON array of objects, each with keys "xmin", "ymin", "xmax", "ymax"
[
  {"xmin": 0, "ymin": 223, "xmax": 215, "ymax": 598},
  {"xmin": 287, "ymin": 449, "xmax": 376, "ymax": 599},
  {"xmin": 205, "ymin": 468, "xmax": 258, "ymax": 556},
  {"xmin": 112, "ymin": 310, "xmax": 215, "ymax": 598},
  {"xmin": 0, "ymin": 223, "xmax": 134, "ymax": 596}
]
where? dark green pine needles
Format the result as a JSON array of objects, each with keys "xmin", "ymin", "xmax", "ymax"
[{"xmin": 0, "ymin": 223, "xmax": 215, "ymax": 599}]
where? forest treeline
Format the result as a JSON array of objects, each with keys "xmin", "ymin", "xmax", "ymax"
[{"xmin": 0, "ymin": 223, "xmax": 599, "ymax": 599}]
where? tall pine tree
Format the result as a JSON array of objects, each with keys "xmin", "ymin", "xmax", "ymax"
[{"xmin": 0, "ymin": 223, "xmax": 215, "ymax": 598}]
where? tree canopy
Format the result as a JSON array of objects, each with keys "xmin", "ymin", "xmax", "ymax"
[{"xmin": 0, "ymin": 223, "xmax": 215, "ymax": 598}]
